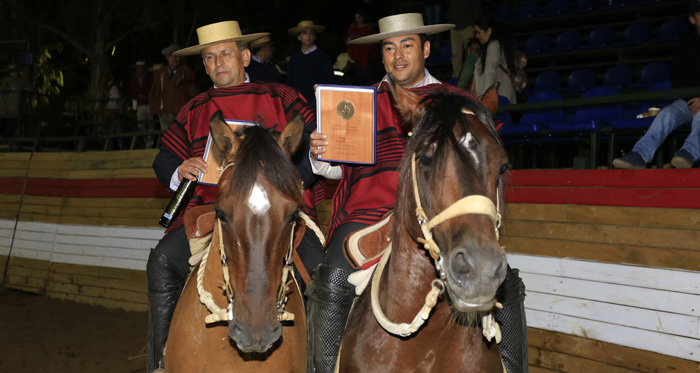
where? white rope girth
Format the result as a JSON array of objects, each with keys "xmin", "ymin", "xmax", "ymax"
[{"xmin": 195, "ymin": 210, "xmax": 325, "ymax": 324}]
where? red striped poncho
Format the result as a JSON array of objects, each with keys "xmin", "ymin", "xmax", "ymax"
[
  {"xmin": 326, "ymin": 81, "xmax": 474, "ymax": 240},
  {"xmin": 158, "ymin": 81, "xmax": 318, "ymax": 231}
]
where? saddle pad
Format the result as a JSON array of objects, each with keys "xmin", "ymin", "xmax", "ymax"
[{"xmin": 343, "ymin": 211, "xmax": 393, "ymax": 270}]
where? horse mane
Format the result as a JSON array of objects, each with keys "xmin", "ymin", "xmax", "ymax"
[{"xmin": 226, "ymin": 125, "xmax": 303, "ymax": 204}]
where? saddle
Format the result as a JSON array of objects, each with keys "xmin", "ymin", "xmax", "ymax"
[
  {"xmin": 343, "ymin": 211, "xmax": 394, "ymax": 270},
  {"xmin": 181, "ymin": 204, "xmax": 312, "ymax": 283}
]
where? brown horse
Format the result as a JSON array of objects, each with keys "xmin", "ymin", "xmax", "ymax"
[
  {"xmin": 337, "ymin": 83, "xmax": 509, "ymax": 372},
  {"xmin": 164, "ymin": 112, "xmax": 307, "ymax": 372}
]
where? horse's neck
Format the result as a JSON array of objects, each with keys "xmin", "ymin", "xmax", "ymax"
[{"xmin": 381, "ymin": 229, "xmax": 440, "ymax": 317}]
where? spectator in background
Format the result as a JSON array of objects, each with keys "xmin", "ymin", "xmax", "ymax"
[
  {"xmin": 345, "ymin": 11, "xmax": 377, "ymax": 85},
  {"xmin": 246, "ymin": 35, "xmax": 282, "ymax": 83},
  {"xmin": 0, "ymin": 64, "xmax": 33, "ymax": 138},
  {"xmin": 104, "ymin": 78, "xmax": 125, "ymax": 150},
  {"xmin": 613, "ymin": 1, "xmax": 700, "ymax": 169},
  {"xmin": 457, "ymin": 37, "xmax": 483, "ymax": 89},
  {"xmin": 128, "ymin": 61, "xmax": 154, "ymax": 148},
  {"xmin": 286, "ymin": 20, "xmax": 334, "ymax": 107},
  {"xmin": 470, "ymin": 18, "xmax": 518, "ymax": 103},
  {"xmin": 448, "ymin": 0, "xmax": 482, "ymax": 80},
  {"xmin": 149, "ymin": 44, "xmax": 199, "ymax": 131}
]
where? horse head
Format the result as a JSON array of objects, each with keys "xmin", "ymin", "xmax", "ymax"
[
  {"xmin": 209, "ymin": 111, "xmax": 305, "ymax": 353},
  {"xmin": 392, "ymin": 80, "xmax": 509, "ymax": 315}
]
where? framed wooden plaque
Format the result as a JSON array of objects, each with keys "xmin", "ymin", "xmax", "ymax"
[
  {"xmin": 198, "ymin": 119, "xmax": 257, "ymax": 186},
  {"xmin": 316, "ymin": 84, "xmax": 377, "ymax": 164}
]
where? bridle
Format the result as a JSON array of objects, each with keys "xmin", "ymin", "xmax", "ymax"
[
  {"xmin": 370, "ymin": 108, "xmax": 504, "ymax": 341},
  {"xmin": 195, "ymin": 161, "xmax": 326, "ymax": 325}
]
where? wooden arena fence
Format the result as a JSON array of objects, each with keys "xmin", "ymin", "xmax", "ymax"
[{"xmin": 0, "ymin": 151, "xmax": 698, "ymax": 371}]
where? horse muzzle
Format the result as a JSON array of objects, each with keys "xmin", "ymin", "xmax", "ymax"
[
  {"xmin": 228, "ymin": 320, "xmax": 282, "ymax": 353},
  {"xmin": 443, "ymin": 244, "xmax": 507, "ymax": 312}
]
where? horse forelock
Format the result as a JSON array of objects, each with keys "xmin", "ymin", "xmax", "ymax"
[{"xmin": 221, "ymin": 126, "xmax": 303, "ymax": 206}]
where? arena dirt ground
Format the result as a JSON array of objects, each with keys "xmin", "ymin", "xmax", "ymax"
[{"xmin": 0, "ymin": 286, "xmax": 147, "ymax": 373}]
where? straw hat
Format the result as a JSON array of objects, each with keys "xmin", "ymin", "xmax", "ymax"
[
  {"xmin": 134, "ymin": 61, "xmax": 147, "ymax": 67},
  {"xmin": 349, "ymin": 13, "xmax": 454, "ymax": 44},
  {"xmin": 162, "ymin": 44, "xmax": 181, "ymax": 56},
  {"xmin": 251, "ymin": 35, "xmax": 274, "ymax": 49},
  {"xmin": 333, "ymin": 53, "xmax": 355, "ymax": 71},
  {"xmin": 174, "ymin": 21, "xmax": 269, "ymax": 56},
  {"xmin": 287, "ymin": 20, "xmax": 325, "ymax": 35}
]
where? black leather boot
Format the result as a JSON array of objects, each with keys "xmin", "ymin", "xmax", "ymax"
[
  {"xmin": 146, "ymin": 250, "xmax": 186, "ymax": 372},
  {"xmin": 493, "ymin": 265, "xmax": 528, "ymax": 373},
  {"xmin": 305, "ymin": 264, "xmax": 355, "ymax": 373}
]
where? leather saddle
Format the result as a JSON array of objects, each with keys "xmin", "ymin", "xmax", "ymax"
[{"xmin": 343, "ymin": 211, "xmax": 394, "ymax": 270}]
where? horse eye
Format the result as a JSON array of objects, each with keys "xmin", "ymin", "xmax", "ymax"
[
  {"xmin": 419, "ymin": 154, "xmax": 433, "ymax": 165},
  {"xmin": 215, "ymin": 207, "xmax": 228, "ymax": 223},
  {"xmin": 499, "ymin": 163, "xmax": 512, "ymax": 174}
]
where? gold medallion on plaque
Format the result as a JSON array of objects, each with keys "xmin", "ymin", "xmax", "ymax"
[{"xmin": 337, "ymin": 100, "xmax": 355, "ymax": 120}]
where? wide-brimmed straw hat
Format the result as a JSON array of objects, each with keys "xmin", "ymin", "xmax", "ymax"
[
  {"xmin": 349, "ymin": 13, "xmax": 454, "ymax": 44},
  {"xmin": 251, "ymin": 35, "xmax": 274, "ymax": 49},
  {"xmin": 174, "ymin": 21, "xmax": 269, "ymax": 56},
  {"xmin": 162, "ymin": 44, "xmax": 181, "ymax": 56},
  {"xmin": 287, "ymin": 20, "xmax": 325, "ymax": 35}
]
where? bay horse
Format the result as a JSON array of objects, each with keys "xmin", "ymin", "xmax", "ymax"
[
  {"xmin": 164, "ymin": 111, "xmax": 309, "ymax": 372},
  {"xmin": 337, "ymin": 82, "xmax": 509, "ymax": 372}
]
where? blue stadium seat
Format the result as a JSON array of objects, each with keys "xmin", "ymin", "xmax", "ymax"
[
  {"xmin": 649, "ymin": 18, "xmax": 690, "ymax": 43},
  {"xmin": 600, "ymin": 0, "xmax": 627, "ymax": 10},
  {"xmin": 552, "ymin": 86, "xmax": 622, "ymax": 132},
  {"xmin": 491, "ymin": 4, "xmax": 512, "ymax": 22},
  {"xmin": 568, "ymin": 0, "xmax": 599, "ymax": 14},
  {"xmin": 541, "ymin": 0, "xmax": 569, "ymax": 17},
  {"xmin": 427, "ymin": 43, "xmax": 452, "ymax": 63},
  {"xmin": 611, "ymin": 80, "xmax": 673, "ymax": 132},
  {"xmin": 628, "ymin": 62, "xmax": 671, "ymax": 89},
  {"xmin": 560, "ymin": 68, "xmax": 596, "ymax": 93},
  {"xmin": 580, "ymin": 27, "xmax": 615, "ymax": 50},
  {"xmin": 549, "ymin": 30, "xmax": 581, "ymax": 53},
  {"xmin": 603, "ymin": 65, "xmax": 633, "ymax": 90},
  {"xmin": 500, "ymin": 91, "xmax": 563, "ymax": 137},
  {"xmin": 511, "ymin": 1, "xmax": 541, "ymax": 21},
  {"xmin": 496, "ymin": 96, "xmax": 512, "ymax": 126},
  {"xmin": 523, "ymin": 34, "xmax": 550, "ymax": 55},
  {"xmin": 614, "ymin": 23, "xmax": 651, "ymax": 46},
  {"xmin": 527, "ymin": 70, "xmax": 561, "ymax": 93}
]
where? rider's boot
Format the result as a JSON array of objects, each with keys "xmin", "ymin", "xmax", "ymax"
[
  {"xmin": 146, "ymin": 250, "xmax": 186, "ymax": 372},
  {"xmin": 493, "ymin": 265, "xmax": 529, "ymax": 373},
  {"xmin": 305, "ymin": 264, "xmax": 355, "ymax": 373}
]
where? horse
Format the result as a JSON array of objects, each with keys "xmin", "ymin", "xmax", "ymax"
[
  {"xmin": 337, "ymin": 82, "xmax": 509, "ymax": 372},
  {"xmin": 163, "ymin": 111, "xmax": 309, "ymax": 372}
]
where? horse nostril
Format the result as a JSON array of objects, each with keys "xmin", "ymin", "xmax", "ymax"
[{"xmin": 450, "ymin": 248, "xmax": 475, "ymax": 285}]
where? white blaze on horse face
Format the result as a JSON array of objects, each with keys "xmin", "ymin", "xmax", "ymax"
[
  {"xmin": 461, "ymin": 132, "xmax": 480, "ymax": 166},
  {"xmin": 247, "ymin": 182, "xmax": 271, "ymax": 216}
]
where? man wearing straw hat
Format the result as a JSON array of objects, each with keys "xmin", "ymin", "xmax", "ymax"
[
  {"xmin": 147, "ymin": 20, "xmax": 320, "ymax": 372},
  {"xmin": 246, "ymin": 35, "xmax": 282, "ymax": 83},
  {"xmin": 149, "ymin": 44, "xmax": 199, "ymax": 132},
  {"xmin": 304, "ymin": 13, "xmax": 528, "ymax": 373},
  {"xmin": 286, "ymin": 20, "xmax": 334, "ymax": 107}
]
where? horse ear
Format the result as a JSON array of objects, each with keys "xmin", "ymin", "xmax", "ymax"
[
  {"xmin": 209, "ymin": 110, "xmax": 240, "ymax": 156},
  {"xmin": 387, "ymin": 74, "xmax": 424, "ymax": 128},
  {"xmin": 479, "ymin": 82, "xmax": 500, "ymax": 116},
  {"xmin": 277, "ymin": 113, "xmax": 304, "ymax": 158}
]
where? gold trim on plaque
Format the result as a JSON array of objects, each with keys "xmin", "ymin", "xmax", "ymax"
[{"xmin": 337, "ymin": 100, "xmax": 355, "ymax": 120}]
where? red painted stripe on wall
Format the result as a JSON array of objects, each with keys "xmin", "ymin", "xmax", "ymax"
[
  {"xmin": 506, "ymin": 187, "xmax": 699, "ymax": 209},
  {"xmin": 508, "ymin": 169, "xmax": 700, "ymax": 188},
  {"xmin": 0, "ymin": 178, "xmax": 171, "ymax": 198}
]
